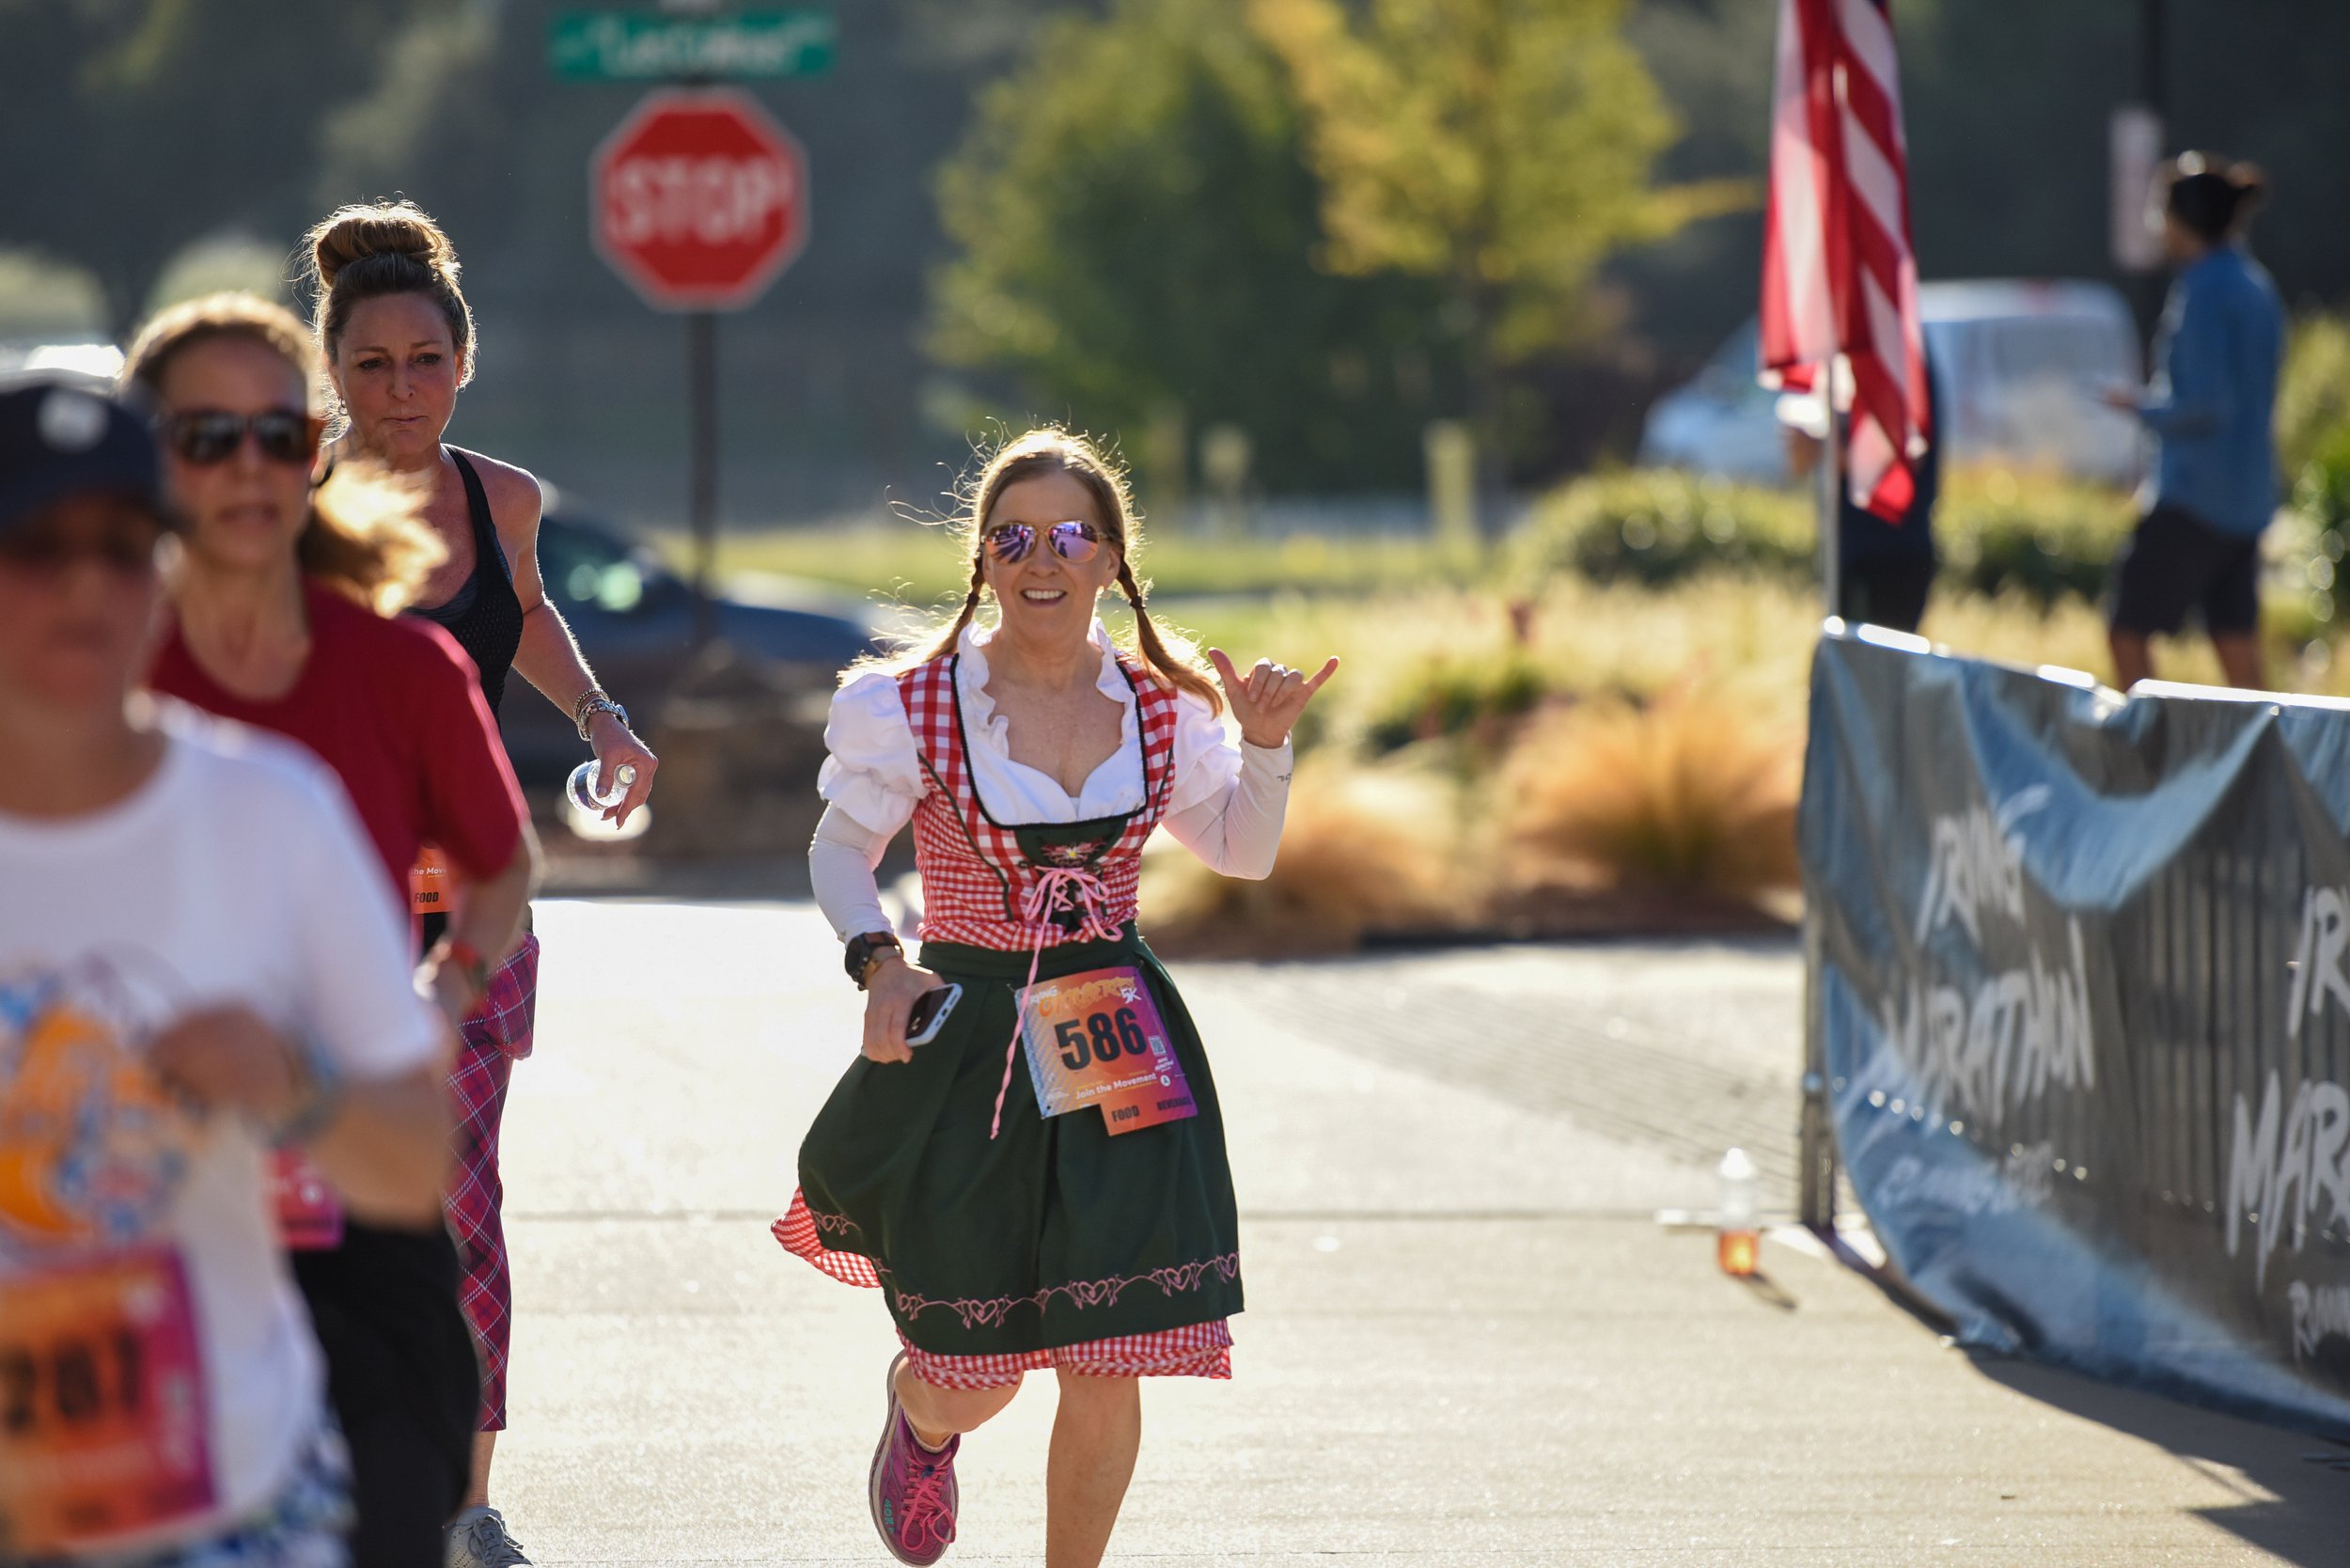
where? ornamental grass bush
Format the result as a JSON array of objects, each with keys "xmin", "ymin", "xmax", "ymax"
[
  {"xmin": 1140, "ymin": 754, "xmax": 1463, "ymax": 957},
  {"xmin": 1496, "ymin": 682, "xmax": 1803, "ymax": 901}
]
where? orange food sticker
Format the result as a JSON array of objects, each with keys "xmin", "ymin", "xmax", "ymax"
[
  {"xmin": 1016, "ymin": 966, "xmax": 1198, "ymax": 1137},
  {"xmin": 268, "ymin": 1151, "xmax": 343, "ymax": 1252},
  {"xmin": 0, "ymin": 1247, "xmax": 216, "ymax": 1556},
  {"xmin": 410, "ymin": 846, "xmax": 457, "ymax": 917}
]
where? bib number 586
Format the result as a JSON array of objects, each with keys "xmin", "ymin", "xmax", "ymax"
[{"xmin": 1055, "ymin": 1007, "xmax": 1150, "ymax": 1071}]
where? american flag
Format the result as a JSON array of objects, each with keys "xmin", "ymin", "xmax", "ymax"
[{"xmin": 1760, "ymin": 0, "xmax": 1931, "ymax": 521}]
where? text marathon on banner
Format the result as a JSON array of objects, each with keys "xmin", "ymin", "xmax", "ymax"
[{"xmin": 1802, "ymin": 631, "xmax": 2350, "ymax": 1439}]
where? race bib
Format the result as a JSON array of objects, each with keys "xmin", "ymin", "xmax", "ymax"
[
  {"xmin": 1016, "ymin": 966, "xmax": 1198, "ymax": 1137},
  {"xmin": 410, "ymin": 845, "xmax": 458, "ymax": 918},
  {"xmin": 0, "ymin": 1247, "xmax": 216, "ymax": 1556},
  {"xmin": 268, "ymin": 1151, "xmax": 343, "ymax": 1252}
]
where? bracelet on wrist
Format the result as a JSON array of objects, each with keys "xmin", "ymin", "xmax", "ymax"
[
  {"xmin": 844, "ymin": 931, "xmax": 903, "ymax": 991},
  {"xmin": 437, "ymin": 937, "xmax": 493, "ymax": 1000},
  {"xmin": 572, "ymin": 689, "xmax": 630, "ymax": 743}
]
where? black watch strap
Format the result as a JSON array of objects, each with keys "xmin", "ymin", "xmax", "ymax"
[{"xmin": 845, "ymin": 931, "xmax": 902, "ymax": 990}]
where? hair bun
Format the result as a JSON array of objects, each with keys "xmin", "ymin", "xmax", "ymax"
[{"xmin": 308, "ymin": 201, "xmax": 459, "ymax": 290}]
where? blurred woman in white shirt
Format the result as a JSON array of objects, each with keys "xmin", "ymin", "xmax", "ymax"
[{"xmin": 0, "ymin": 375, "xmax": 449, "ymax": 1566}]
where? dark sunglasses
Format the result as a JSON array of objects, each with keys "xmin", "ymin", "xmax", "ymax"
[
  {"xmin": 0, "ymin": 528, "xmax": 159, "ymax": 577},
  {"xmin": 982, "ymin": 519, "xmax": 1102, "ymax": 566},
  {"xmin": 162, "ymin": 409, "xmax": 319, "ymax": 467}
]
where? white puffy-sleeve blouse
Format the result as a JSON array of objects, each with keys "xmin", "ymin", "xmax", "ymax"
[{"xmin": 809, "ymin": 621, "xmax": 1292, "ymax": 939}]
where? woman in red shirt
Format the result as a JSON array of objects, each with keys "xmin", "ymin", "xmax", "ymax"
[{"xmin": 130, "ymin": 290, "xmax": 537, "ymax": 1568}]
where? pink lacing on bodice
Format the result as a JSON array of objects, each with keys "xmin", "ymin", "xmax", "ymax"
[{"xmin": 987, "ymin": 865, "xmax": 1128, "ymax": 1138}]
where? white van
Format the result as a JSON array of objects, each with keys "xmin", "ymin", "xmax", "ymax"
[{"xmin": 1636, "ymin": 279, "xmax": 2143, "ymax": 486}]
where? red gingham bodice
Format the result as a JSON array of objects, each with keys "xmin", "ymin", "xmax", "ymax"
[{"xmin": 898, "ymin": 650, "xmax": 1181, "ymax": 950}]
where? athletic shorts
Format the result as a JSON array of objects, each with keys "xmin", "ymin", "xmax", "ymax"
[
  {"xmin": 2107, "ymin": 501, "xmax": 2262, "ymax": 636},
  {"xmin": 1838, "ymin": 554, "xmax": 1935, "ymax": 635}
]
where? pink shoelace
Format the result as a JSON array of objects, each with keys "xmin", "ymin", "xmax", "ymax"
[
  {"xmin": 990, "ymin": 865, "xmax": 1123, "ymax": 1139},
  {"xmin": 900, "ymin": 1456, "xmax": 956, "ymax": 1552}
]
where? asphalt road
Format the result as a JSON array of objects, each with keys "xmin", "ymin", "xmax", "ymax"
[{"xmin": 483, "ymin": 901, "xmax": 2348, "ymax": 1566}]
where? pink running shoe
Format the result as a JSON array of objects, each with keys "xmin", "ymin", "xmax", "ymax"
[{"xmin": 869, "ymin": 1353, "xmax": 960, "ymax": 1565}]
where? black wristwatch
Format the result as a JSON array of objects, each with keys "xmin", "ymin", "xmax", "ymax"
[{"xmin": 845, "ymin": 931, "xmax": 902, "ymax": 990}]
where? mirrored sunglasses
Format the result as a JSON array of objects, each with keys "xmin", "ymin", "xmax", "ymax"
[
  {"xmin": 982, "ymin": 519, "xmax": 1101, "ymax": 566},
  {"xmin": 163, "ymin": 409, "xmax": 319, "ymax": 467}
]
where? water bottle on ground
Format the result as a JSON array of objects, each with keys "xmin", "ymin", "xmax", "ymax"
[
  {"xmin": 1717, "ymin": 1147, "xmax": 1759, "ymax": 1278},
  {"xmin": 563, "ymin": 760, "xmax": 649, "ymax": 841}
]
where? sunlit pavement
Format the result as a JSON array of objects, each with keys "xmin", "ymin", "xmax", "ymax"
[{"xmin": 490, "ymin": 901, "xmax": 2348, "ymax": 1566}]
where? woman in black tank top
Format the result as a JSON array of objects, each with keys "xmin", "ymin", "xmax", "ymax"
[
  {"xmin": 408, "ymin": 450, "xmax": 525, "ymax": 716},
  {"xmin": 309, "ymin": 199, "xmax": 658, "ymax": 1568}
]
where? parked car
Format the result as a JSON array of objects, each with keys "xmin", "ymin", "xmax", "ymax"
[
  {"xmin": 0, "ymin": 337, "xmax": 125, "ymax": 381},
  {"xmin": 502, "ymin": 491, "xmax": 881, "ymax": 781},
  {"xmin": 1637, "ymin": 280, "xmax": 2144, "ymax": 485}
]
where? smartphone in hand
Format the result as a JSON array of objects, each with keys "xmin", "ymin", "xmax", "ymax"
[{"xmin": 905, "ymin": 984, "xmax": 964, "ymax": 1046}]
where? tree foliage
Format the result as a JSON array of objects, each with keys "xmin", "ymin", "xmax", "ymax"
[
  {"xmin": 0, "ymin": 0, "xmax": 456, "ymax": 334},
  {"xmin": 928, "ymin": 0, "xmax": 1458, "ymax": 492},
  {"xmin": 1248, "ymin": 0, "xmax": 1728, "ymax": 364}
]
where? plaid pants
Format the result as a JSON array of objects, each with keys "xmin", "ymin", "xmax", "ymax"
[{"xmin": 443, "ymin": 932, "xmax": 539, "ymax": 1433}]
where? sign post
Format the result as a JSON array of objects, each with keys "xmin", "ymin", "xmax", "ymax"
[{"xmin": 589, "ymin": 87, "xmax": 809, "ymax": 644}]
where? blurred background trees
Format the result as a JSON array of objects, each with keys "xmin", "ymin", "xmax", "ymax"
[
  {"xmin": 5, "ymin": 0, "xmax": 2350, "ymax": 517},
  {"xmin": 1250, "ymin": 0, "xmax": 1743, "ymax": 519},
  {"xmin": 0, "ymin": 0, "xmax": 451, "ymax": 336},
  {"xmin": 927, "ymin": 0, "xmax": 1456, "ymax": 494}
]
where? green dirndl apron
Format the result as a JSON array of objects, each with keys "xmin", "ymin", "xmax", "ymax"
[{"xmin": 791, "ymin": 923, "xmax": 1243, "ymax": 1358}]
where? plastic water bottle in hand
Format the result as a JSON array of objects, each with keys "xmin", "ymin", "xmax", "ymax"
[{"xmin": 563, "ymin": 759, "xmax": 649, "ymax": 841}]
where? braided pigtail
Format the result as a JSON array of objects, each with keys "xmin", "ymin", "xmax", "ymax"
[
  {"xmin": 861, "ymin": 552, "xmax": 983, "ymax": 679},
  {"xmin": 935, "ymin": 556, "xmax": 987, "ymax": 657},
  {"xmin": 1117, "ymin": 558, "xmax": 1223, "ymax": 715}
]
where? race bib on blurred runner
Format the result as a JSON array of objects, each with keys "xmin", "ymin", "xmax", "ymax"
[
  {"xmin": 268, "ymin": 1150, "xmax": 343, "ymax": 1252},
  {"xmin": 0, "ymin": 1247, "xmax": 216, "ymax": 1556},
  {"xmin": 1016, "ymin": 966, "xmax": 1198, "ymax": 1136}
]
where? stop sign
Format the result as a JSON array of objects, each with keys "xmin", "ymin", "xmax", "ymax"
[{"xmin": 591, "ymin": 88, "xmax": 808, "ymax": 311}]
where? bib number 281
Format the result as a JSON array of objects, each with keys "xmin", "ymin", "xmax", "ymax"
[{"xmin": 0, "ymin": 1248, "xmax": 215, "ymax": 1555}]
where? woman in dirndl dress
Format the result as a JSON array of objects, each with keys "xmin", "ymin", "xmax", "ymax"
[{"xmin": 775, "ymin": 429, "xmax": 1335, "ymax": 1568}]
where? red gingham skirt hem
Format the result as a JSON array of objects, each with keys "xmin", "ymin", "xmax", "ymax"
[
  {"xmin": 774, "ymin": 1187, "xmax": 884, "ymax": 1287},
  {"xmin": 897, "ymin": 1325, "xmax": 1231, "ymax": 1389},
  {"xmin": 774, "ymin": 1190, "xmax": 1234, "ymax": 1388}
]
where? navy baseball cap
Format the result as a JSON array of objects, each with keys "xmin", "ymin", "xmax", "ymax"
[{"xmin": 0, "ymin": 372, "xmax": 170, "ymax": 539}]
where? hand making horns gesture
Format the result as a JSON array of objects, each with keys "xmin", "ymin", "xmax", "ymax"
[{"xmin": 1206, "ymin": 648, "xmax": 1341, "ymax": 750}]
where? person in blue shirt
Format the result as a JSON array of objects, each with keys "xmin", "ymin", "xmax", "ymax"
[{"xmin": 2103, "ymin": 153, "xmax": 2285, "ymax": 689}]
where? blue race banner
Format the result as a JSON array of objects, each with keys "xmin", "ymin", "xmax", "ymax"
[{"xmin": 1802, "ymin": 627, "xmax": 2350, "ymax": 1438}]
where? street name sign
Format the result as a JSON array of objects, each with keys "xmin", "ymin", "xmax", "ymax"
[{"xmin": 552, "ymin": 10, "xmax": 834, "ymax": 81}]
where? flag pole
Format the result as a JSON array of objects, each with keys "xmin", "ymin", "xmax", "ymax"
[
  {"xmin": 1800, "ymin": 362, "xmax": 1842, "ymax": 1236},
  {"xmin": 1820, "ymin": 364, "xmax": 1844, "ymax": 622}
]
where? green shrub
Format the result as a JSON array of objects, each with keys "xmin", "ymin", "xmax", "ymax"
[
  {"xmin": 1511, "ymin": 470, "xmax": 1815, "ymax": 589},
  {"xmin": 2280, "ymin": 313, "xmax": 2350, "ymax": 478},
  {"xmin": 1935, "ymin": 467, "xmax": 2136, "ymax": 604},
  {"xmin": 2269, "ymin": 428, "xmax": 2350, "ymax": 644},
  {"xmin": 1518, "ymin": 465, "xmax": 2135, "ymax": 607},
  {"xmin": 1362, "ymin": 651, "xmax": 1552, "ymax": 752}
]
